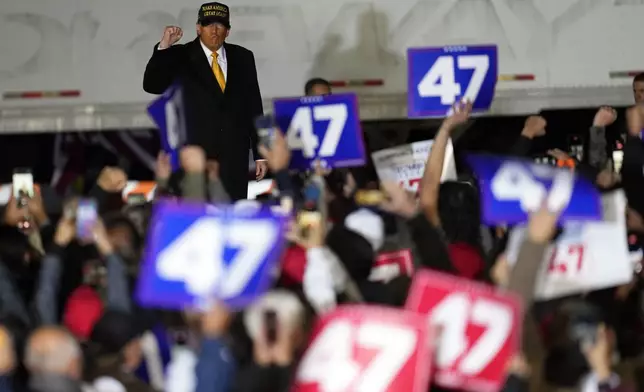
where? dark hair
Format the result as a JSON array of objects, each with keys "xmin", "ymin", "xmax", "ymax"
[
  {"xmin": 438, "ymin": 181, "xmax": 482, "ymax": 247},
  {"xmin": 634, "ymin": 73, "xmax": 644, "ymax": 84},
  {"xmin": 304, "ymin": 78, "xmax": 331, "ymax": 95},
  {"xmin": 102, "ymin": 212, "xmax": 143, "ymax": 251}
]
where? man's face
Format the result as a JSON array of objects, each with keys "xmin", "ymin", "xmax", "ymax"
[
  {"xmin": 309, "ymin": 83, "xmax": 331, "ymax": 96},
  {"xmin": 197, "ymin": 22, "xmax": 229, "ymax": 52},
  {"xmin": 634, "ymin": 81, "xmax": 644, "ymax": 104}
]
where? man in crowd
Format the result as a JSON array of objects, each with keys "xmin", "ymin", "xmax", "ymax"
[
  {"xmin": 304, "ymin": 78, "xmax": 332, "ymax": 96},
  {"xmin": 633, "ymin": 72, "xmax": 644, "ymax": 104},
  {"xmin": 143, "ymin": 2, "xmax": 267, "ymax": 201},
  {"xmin": 24, "ymin": 327, "xmax": 84, "ymax": 391}
]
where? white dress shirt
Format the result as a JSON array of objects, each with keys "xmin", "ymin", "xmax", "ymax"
[{"xmin": 199, "ymin": 40, "xmax": 227, "ymax": 82}]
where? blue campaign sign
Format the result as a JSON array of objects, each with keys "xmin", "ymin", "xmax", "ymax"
[
  {"xmin": 466, "ymin": 155, "xmax": 602, "ymax": 225},
  {"xmin": 273, "ymin": 93, "xmax": 366, "ymax": 170},
  {"xmin": 408, "ymin": 45, "xmax": 498, "ymax": 118},
  {"xmin": 136, "ymin": 200, "xmax": 287, "ymax": 310},
  {"xmin": 147, "ymin": 83, "xmax": 188, "ymax": 171}
]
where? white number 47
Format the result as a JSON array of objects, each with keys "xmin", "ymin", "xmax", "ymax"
[
  {"xmin": 418, "ymin": 55, "xmax": 489, "ymax": 105},
  {"xmin": 287, "ymin": 104, "xmax": 348, "ymax": 159},
  {"xmin": 156, "ymin": 217, "xmax": 278, "ymax": 298}
]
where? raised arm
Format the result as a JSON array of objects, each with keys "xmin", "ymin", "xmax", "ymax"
[
  {"xmin": 419, "ymin": 101, "xmax": 472, "ymax": 227},
  {"xmin": 143, "ymin": 26, "xmax": 187, "ymax": 94}
]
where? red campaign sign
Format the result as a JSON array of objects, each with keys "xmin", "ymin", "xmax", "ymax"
[
  {"xmin": 400, "ymin": 178, "xmax": 421, "ymax": 194},
  {"xmin": 547, "ymin": 244, "xmax": 585, "ymax": 276},
  {"xmin": 405, "ymin": 270, "xmax": 522, "ymax": 392},
  {"xmin": 369, "ymin": 249, "xmax": 414, "ymax": 283},
  {"xmin": 292, "ymin": 305, "xmax": 433, "ymax": 392}
]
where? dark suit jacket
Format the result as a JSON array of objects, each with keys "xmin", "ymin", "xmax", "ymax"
[{"xmin": 143, "ymin": 38, "xmax": 263, "ymax": 200}]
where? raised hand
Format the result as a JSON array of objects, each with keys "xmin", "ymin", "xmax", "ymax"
[
  {"xmin": 593, "ymin": 106, "xmax": 617, "ymax": 128},
  {"xmin": 522, "ymin": 115, "xmax": 547, "ymax": 138},
  {"xmin": 444, "ymin": 100, "xmax": 473, "ymax": 128},
  {"xmin": 159, "ymin": 26, "xmax": 183, "ymax": 49}
]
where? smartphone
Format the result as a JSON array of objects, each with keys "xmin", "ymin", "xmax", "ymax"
[
  {"xmin": 12, "ymin": 168, "xmax": 34, "ymax": 206},
  {"xmin": 255, "ymin": 114, "xmax": 276, "ymax": 150},
  {"xmin": 126, "ymin": 193, "xmax": 147, "ymax": 206},
  {"xmin": 264, "ymin": 310, "xmax": 278, "ymax": 345},
  {"xmin": 302, "ymin": 181, "xmax": 323, "ymax": 211},
  {"xmin": 355, "ymin": 189, "xmax": 385, "ymax": 206},
  {"xmin": 76, "ymin": 199, "xmax": 98, "ymax": 240}
]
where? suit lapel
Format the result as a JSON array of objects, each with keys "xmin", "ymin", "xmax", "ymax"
[{"xmin": 188, "ymin": 38, "xmax": 224, "ymax": 97}]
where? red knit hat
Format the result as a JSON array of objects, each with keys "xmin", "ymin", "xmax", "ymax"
[
  {"xmin": 63, "ymin": 285, "xmax": 104, "ymax": 341},
  {"xmin": 279, "ymin": 245, "xmax": 307, "ymax": 286},
  {"xmin": 447, "ymin": 242, "xmax": 484, "ymax": 280}
]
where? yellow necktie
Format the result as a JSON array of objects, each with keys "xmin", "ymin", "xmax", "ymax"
[{"xmin": 211, "ymin": 53, "xmax": 226, "ymax": 91}]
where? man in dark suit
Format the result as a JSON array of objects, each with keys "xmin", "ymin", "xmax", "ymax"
[{"xmin": 143, "ymin": 2, "xmax": 267, "ymax": 200}]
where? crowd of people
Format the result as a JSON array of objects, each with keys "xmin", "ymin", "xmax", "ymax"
[
  {"xmin": 1, "ymin": 81, "xmax": 644, "ymax": 391},
  {"xmin": 3, "ymin": 2, "xmax": 644, "ymax": 391}
]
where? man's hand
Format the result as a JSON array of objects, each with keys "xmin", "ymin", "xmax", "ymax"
[
  {"xmin": 26, "ymin": 191, "xmax": 48, "ymax": 225},
  {"xmin": 443, "ymin": 100, "xmax": 472, "ymax": 129},
  {"xmin": 92, "ymin": 218, "xmax": 115, "ymax": 256},
  {"xmin": 582, "ymin": 324, "xmax": 613, "ymax": 382},
  {"xmin": 54, "ymin": 217, "xmax": 76, "ymax": 247},
  {"xmin": 180, "ymin": 146, "xmax": 206, "ymax": 174},
  {"xmin": 379, "ymin": 181, "xmax": 418, "ymax": 219},
  {"xmin": 155, "ymin": 151, "xmax": 172, "ymax": 181},
  {"xmin": 159, "ymin": 26, "xmax": 183, "ymax": 49},
  {"xmin": 255, "ymin": 160, "xmax": 268, "ymax": 181},
  {"xmin": 3, "ymin": 197, "xmax": 25, "ymax": 227},
  {"xmin": 206, "ymin": 160, "xmax": 220, "ymax": 181},
  {"xmin": 258, "ymin": 129, "xmax": 290, "ymax": 172},
  {"xmin": 97, "ymin": 167, "xmax": 128, "ymax": 193},
  {"xmin": 521, "ymin": 115, "xmax": 547, "ymax": 139},
  {"xmin": 596, "ymin": 169, "xmax": 620, "ymax": 189},
  {"xmin": 593, "ymin": 106, "xmax": 617, "ymax": 128}
]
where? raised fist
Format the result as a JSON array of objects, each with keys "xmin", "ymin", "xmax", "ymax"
[
  {"xmin": 159, "ymin": 26, "xmax": 183, "ymax": 49},
  {"xmin": 593, "ymin": 106, "xmax": 617, "ymax": 128},
  {"xmin": 522, "ymin": 115, "xmax": 547, "ymax": 138},
  {"xmin": 180, "ymin": 146, "xmax": 206, "ymax": 174}
]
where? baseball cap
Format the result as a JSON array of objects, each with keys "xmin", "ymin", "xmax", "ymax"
[{"xmin": 198, "ymin": 2, "xmax": 230, "ymax": 28}]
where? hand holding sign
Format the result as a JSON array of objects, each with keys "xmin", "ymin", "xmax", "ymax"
[
  {"xmin": 137, "ymin": 200, "xmax": 287, "ymax": 310},
  {"xmin": 405, "ymin": 270, "xmax": 522, "ymax": 392},
  {"xmin": 505, "ymin": 191, "xmax": 632, "ymax": 300},
  {"xmin": 408, "ymin": 45, "xmax": 498, "ymax": 118},
  {"xmin": 273, "ymin": 93, "xmax": 366, "ymax": 170},
  {"xmin": 468, "ymin": 155, "xmax": 601, "ymax": 224},
  {"xmin": 292, "ymin": 306, "xmax": 432, "ymax": 392}
]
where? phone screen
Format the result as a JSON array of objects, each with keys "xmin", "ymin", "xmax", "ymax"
[
  {"xmin": 12, "ymin": 169, "xmax": 34, "ymax": 200},
  {"xmin": 76, "ymin": 199, "xmax": 98, "ymax": 240},
  {"xmin": 303, "ymin": 181, "xmax": 323, "ymax": 211},
  {"xmin": 126, "ymin": 193, "xmax": 147, "ymax": 206},
  {"xmin": 255, "ymin": 115, "xmax": 276, "ymax": 149}
]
